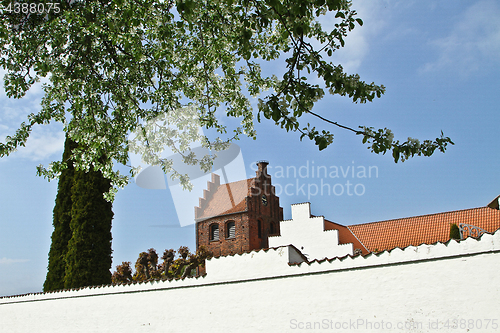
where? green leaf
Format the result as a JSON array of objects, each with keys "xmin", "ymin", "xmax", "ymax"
[
  {"xmin": 392, "ymin": 147, "xmax": 400, "ymax": 163},
  {"xmin": 271, "ymin": 109, "xmax": 281, "ymax": 122},
  {"xmin": 319, "ymin": 139, "xmax": 328, "ymax": 150}
]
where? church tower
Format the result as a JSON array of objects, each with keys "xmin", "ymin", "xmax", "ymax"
[{"xmin": 195, "ymin": 161, "xmax": 283, "ymax": 257}]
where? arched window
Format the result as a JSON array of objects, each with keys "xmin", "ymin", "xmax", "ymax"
[
  {"xmin": 210, "ymin": 224, "xmax": 219, "ymax": 241},
  {"xmin": 258, "ymin": 220, "xmax": 262, "ymax": 238},
  {"xmin": 269, "ymin": 221, "xmax": 275, "ymax": 235},
  {"xmin": 226, "ymin": 221, "xmax": 235, "ymax": 239}
]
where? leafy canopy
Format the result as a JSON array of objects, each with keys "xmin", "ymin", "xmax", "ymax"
[{"xmin": 0, "ymin": 0, "xmax": 453, "ymax": 200}]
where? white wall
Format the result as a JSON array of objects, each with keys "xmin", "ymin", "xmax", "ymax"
[
  {"xmin": 269, "ymin": 202, "xmax": 353, "ymax": 260},
  {"xmin": 1, "ymin": 232, "xmax": 499, "ymax": 333}
]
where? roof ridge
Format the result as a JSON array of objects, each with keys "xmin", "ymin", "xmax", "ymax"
[
  {"xmin": 324, "ymin": 218, "xmax": 348, "ymax": 227},
  {"xmin": 348, "ymin": 206, "xmax": 495, "ymax": 227},
  {"xmin": 290, "ymin": 227, "xmax": 500, "ymax": 266},
  {"xmin": 195, "ymin": 177, "xmax": 255, "ymax": 220},
  {"xmin": 207, "ymin": 177, "xmax": 255, "ymax": 191}
]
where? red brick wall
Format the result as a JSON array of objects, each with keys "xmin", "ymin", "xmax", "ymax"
[
  {"xmin": 197, "ymin": 213, "xmax": 252, "ymax": 257},
  {"xmin": 196, "ymin": 162, "xmax": 284, "ymax": 257}
]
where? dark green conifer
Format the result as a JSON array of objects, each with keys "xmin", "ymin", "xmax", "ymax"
[
  {"xmin": 64, "ymin": 167, "xmax": 114, "ymax": 288},
  {"xmin": 43, "ymin": 136, "xmax": 77, "ymax": 292},
  {"xmin": 450, "ymin": 223, "xmax": 461, "ymax": 240}
]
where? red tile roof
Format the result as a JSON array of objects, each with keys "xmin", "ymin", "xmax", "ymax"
[
  {"xmin": 324, "ymin": 220, "xmax": 369, "ymax": 254},
  {"xmin": 348, "ymin": 206, "xmax": 500, "ymax": 252},
  {"xmin": 195, "ymin": 179, "xmax": 253, "ymax": 221}
]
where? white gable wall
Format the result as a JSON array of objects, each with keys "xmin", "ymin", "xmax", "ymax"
[{"xmin": 269, "ymin": 202, "xmax": 353, "ymax": 260}]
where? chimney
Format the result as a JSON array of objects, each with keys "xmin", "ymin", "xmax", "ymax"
[{"xmin": 256, "ymin": 160, "xmax": 269, "ymax": 178}]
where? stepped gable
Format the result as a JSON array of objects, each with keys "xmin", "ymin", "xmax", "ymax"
[
  {"xmin": 195, "ymin": 161, "xmax": 283, "ymax": 258},
  {"xmin": 348, "ymin": 206, "xmax": 500, "ymax": 252},
  {"xmin": 195, "ymin": 174, "xmax": 254, "ymax": 222}
]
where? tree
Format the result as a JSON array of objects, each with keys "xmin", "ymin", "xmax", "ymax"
[
  {"xmin": 133, "ymin": 248, "xmax": 161, "ymax": 280},
  {"xmin": 43, "ymin": 136, "xmax": 77, "ymax": 292},
  {"xmin": 43, "ymin": 135, "xmax": 114, "ymax": 291},
  {"xmin": 161, "ymin": 249, "xmax": 175, "ymax": 276},
  {"xmin": 112, "ymin": 246, "xmax": 212, "ymax": 284},
  {"xmin": 171, "ymin": 246, "xmax": 190, "ymax": 277},
  {"xmin": 449, "ymin": 223, "xmax": 461, "ymax": 240},
  {"xmin": 0, "ymin": 0, "xmax": 453, "ymax": 200},
  {"xmin": 63, "ymin": 163, "xmax": 114, "ymax": 288},
  {"xmin": 111, "ymin": 261, "xmax": 133, "ymax": 284}
]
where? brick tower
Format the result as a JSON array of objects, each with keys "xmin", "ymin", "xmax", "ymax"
[{"xmin": 195, "ymin": 161, "xmax": 283, "ymax": 257}]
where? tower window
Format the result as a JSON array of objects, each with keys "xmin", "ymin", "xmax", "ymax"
[
  {"xmin": 226, "ymin": 221, "xmax": 235, "ymax": 239},
  {"xmin": 270, "ymin": 222, "xmax": 275, "ymax": 235},
  {"xmin": 210, "ymin": 224, "xmax": 219, "ymax": 241},
  {"xmin": 258, "ymin": 220, "xmax": 262, "ymax": 238}
]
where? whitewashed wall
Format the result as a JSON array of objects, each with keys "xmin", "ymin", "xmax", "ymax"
[
  {"xmin": 1, "ymin": 232, "xmax": 499, "ymax": 333},
  {"xmin": 269, "ymin": 202, "xmax": 353, "ymax": 260}
]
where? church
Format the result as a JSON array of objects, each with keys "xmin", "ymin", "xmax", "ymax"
[
  {"xmin": 195, "ymin": 161, "xmax": 283, "ymax": 257},
  {"xmin": 195, "ymin": 161, "xmax": 500, "ymax": 261}
]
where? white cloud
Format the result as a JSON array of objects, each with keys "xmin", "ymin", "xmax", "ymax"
[
  {"xmin": 1, "ymin": 124, "xmax": 65, "ymax": 162},
  {"xmin": 13, "ymin": 127, "xmax": 65, "ymax": 161},
  {"xmin": 1, "ymin": 81, "xmax": 64, "ymax": 161},
  {"xmin": 0, "ymin": 81, "xmax": 45, "ymax": 142},
  {"xmin": 318, "ymin": 0, "xmax": 393, "ymax": 73},
  {"xmin": 421, "ymin": 0, "xmax": 500, "ymax": 76},
  {"xmin": 0, "ymin": 68, "xmax": 7, "ymax": 99},
  {"xmin": 0, "ymin": 257, "xmax": 29, "ymax": 264}
]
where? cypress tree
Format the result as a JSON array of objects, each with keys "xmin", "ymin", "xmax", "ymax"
[
  {"xmin": 43, "ymin": 137, "xmax": 78, "ymax": 292},
  {"xmin": 64, "ymin": 167, "xmax": 114, "ymax": 288},
  {"xmin": 44, "ymin": 137, "xmax": 114, "ymax": 291},
  {"xmin": 450, "ymin": 223, "xmax": 461, "ymax": 240}
]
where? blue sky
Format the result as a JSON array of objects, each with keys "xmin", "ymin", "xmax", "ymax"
[{"xmin": 1, "ymin": 0, "xmax": 500, "ymax": 296}]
